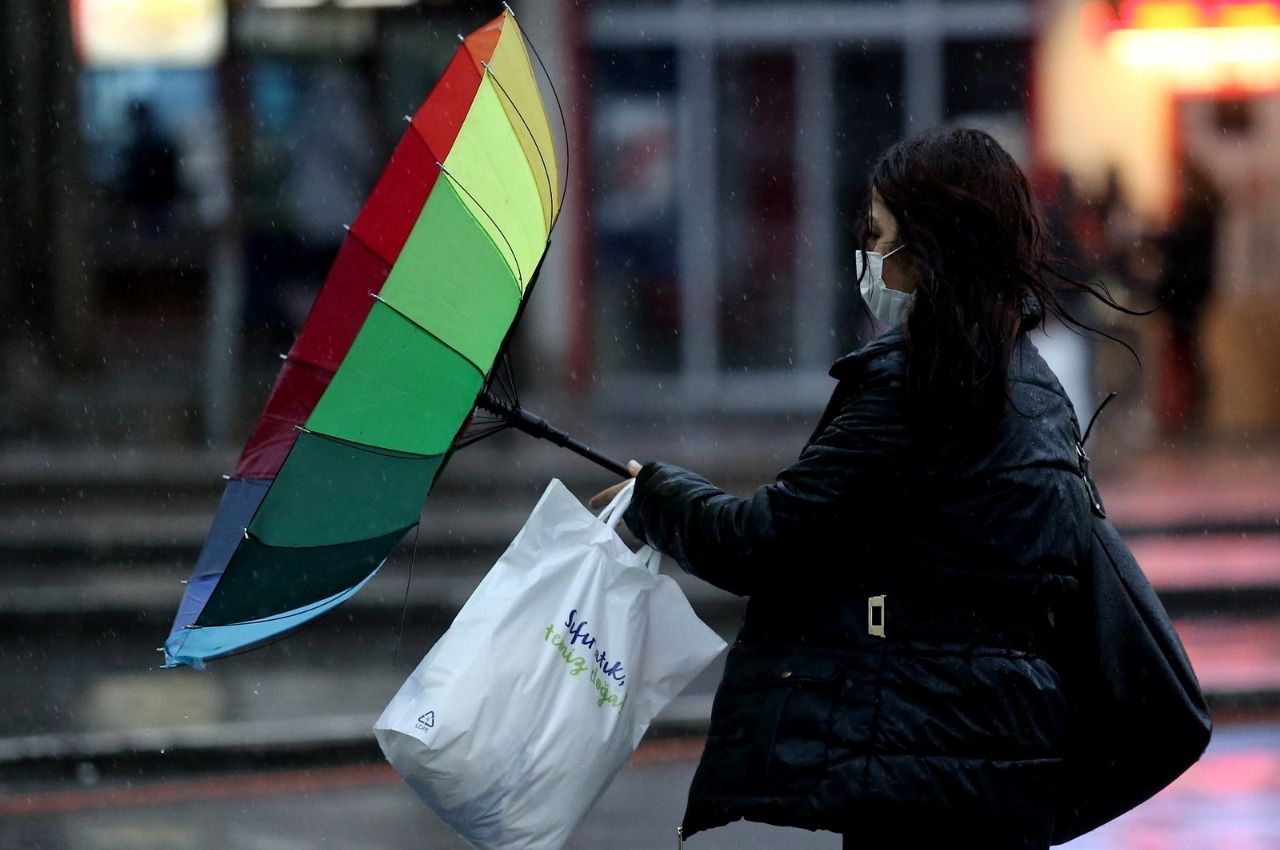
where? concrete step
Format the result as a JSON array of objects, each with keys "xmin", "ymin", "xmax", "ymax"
[
  {"xmin": 0, "ymin": 550, "xmax": 747, "ymax": 632},
  {"xmin": 1179, "ymin": 617, "xmax": 1280, "ymax": 709},
  {"xmin": 0, "ymin": 431, "xmax": 789, "ymax": 564},
  {"xmin": 6, "ymin": 438, "xmax": 1280, "ymax": 556},
  {"xmin": 1129, "ymin": 533, "xmax": 1280, "ymax": 616},
  {"xmin": 0, "ymin": 497, "xmax": 546, "ymax": 563},
  {"xmin": 6, "ymin": 525, "xmax": 1280, "ymax": 624},
  {"xmin": 0, "ymin": 414, "xmax": 810, "ymax": 500},
  {"xmin": 1, "ymin": 607, "xmax": 1274, "ymax": 778}
]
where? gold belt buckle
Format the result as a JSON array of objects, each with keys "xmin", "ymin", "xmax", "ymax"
[{"xmin": 868, "ymin": 594, "xmax": 886, "ymax": 638}]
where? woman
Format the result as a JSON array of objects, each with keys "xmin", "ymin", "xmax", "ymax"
[{"xmin": 592, "ymin": 128, "xmax": 1103, "ymax": 849}]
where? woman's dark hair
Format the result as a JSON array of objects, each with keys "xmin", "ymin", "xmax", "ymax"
[{"xmin": 864, "ymin": 127, "xmax": 1130, "ymax": 428}]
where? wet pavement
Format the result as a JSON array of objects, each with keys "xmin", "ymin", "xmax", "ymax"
[{"xmin": 2, "ymin": 722, "xmax": 1278, "ymax": 850}]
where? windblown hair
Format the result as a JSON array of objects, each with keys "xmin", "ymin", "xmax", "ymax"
[{"xmin": 864, "ymin": 127, "xmax": 1127, "ymax": 429}]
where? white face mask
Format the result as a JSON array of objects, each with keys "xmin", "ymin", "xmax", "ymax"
[{"xmin": 856, "ymin": 244, "xmax": 913, "ymax": 327}]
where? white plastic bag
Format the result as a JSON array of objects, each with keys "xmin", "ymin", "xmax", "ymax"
[{"xmin": 374, "ymin": 478, "xmax": 726, "ymax": 850}]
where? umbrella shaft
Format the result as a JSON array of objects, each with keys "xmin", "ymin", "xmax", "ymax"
[{"xmin": 476, "ymin": 391, "xmax": 630, "ymax": 478}]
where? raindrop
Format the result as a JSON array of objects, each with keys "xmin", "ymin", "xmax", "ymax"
[{"xmin": 75, "ymin": 761, "xmax": 100, "ymax": 785}]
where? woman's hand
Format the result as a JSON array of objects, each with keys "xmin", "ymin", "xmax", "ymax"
[{"xmin": 588, "ymin": 460, "xmax": 643, "ymax": 510}]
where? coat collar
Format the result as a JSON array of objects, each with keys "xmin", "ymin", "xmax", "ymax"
[
  {"xmin": 828, "ymin": 327, "xmax": 906, "ymax": 379},
  {"xmin": 828, "ymin": 295, "xmax": 1044, "ymax": 380}
]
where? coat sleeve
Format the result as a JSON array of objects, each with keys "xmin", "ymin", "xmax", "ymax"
[{"xmin": 621, "ymin": 355, "xmax": 911, "ymax": 596}]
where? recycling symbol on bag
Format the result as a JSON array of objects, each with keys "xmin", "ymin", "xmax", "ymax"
[{"xmin": 416, "ymin": 711, "xmax": 436, "ymax": 731}]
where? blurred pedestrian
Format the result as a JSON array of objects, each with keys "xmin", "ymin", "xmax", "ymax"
[
  {"xmin": 1155, "ymin": 158, "xmax": 1221, "ymax": 435},
  {"xmin": 592, "ymin": 128, "xmax": 1119, "ymax": 849},
  {"xmin": 287, "ymin": 67, "xmax": 378, "ymax": 288},
  {"xmin": 1034, "ymin": 168, "xmax": 1094, "ymax": 419},
  {"xmin": 119, "ymin": 99, "xmax": 180, "ymax": 232},
  {"xmin": 245, "ymin": 66, "xmax": 378, "ymax": 352}
]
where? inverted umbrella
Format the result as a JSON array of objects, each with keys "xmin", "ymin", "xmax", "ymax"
[{"xmin": 165, "ymin": 7, "xmax": 624, "ymax": 669}]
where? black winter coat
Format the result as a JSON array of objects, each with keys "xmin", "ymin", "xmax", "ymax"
[{"xmin": 623, "ymin": 327, "xmax": 1093, "ymax": 849}]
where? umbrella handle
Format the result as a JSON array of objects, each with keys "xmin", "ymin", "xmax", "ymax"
[{"xmin": 475, "ymin": 391, "xmax": 632, "ymax": 478}]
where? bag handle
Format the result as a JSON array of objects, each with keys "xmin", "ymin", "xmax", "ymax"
[
  {"xmin": 596, "ymin": 481, "xmax": 664, "ymax": 574},
  {"xmin": 596, "ymin": 478, "xmax": 637, "ymax": 530}
]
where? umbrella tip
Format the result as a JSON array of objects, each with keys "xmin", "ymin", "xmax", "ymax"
[
  {"xmin": 221, "ymin": 473, "xmax": 232, "ymax": 480},
  {"xmin": 403, "ymin": 115, "xmax": 412, "ymax": 124},
  {"xmin": 456, "ymin": 33, "xmax": 465, "ymax": 43},
  {"xmin": 279, "ymin": 352, "xmax": 288, "ymax": 361},
  {"xmin": 503, "ymin": 1, "xmax": 515, "ymax": 15}
]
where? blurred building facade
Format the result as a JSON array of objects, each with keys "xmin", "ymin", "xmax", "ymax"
[
  {"xmin": 4, "ymin": 0, "xmax": 1278, "ymax": 450},
  {"xmin": 1039, "ymin": 0, "xmax": 1280, "ymax": 438},
  {"xmin": 583, "ymin": 0, "xmax": 1033, "ymax": 416}
]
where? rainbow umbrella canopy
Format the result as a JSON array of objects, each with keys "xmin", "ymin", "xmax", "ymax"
[{"xmin": 166, "ymin": 9, "xmax": 615, "ymax": 668}]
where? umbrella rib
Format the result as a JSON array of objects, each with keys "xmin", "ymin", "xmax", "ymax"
[
  {"xmin": 292, "ymin": 424, "xmax": 447, "ymax": 463},
  {"xmin": 366, "ymin": 292, "xmax": 487, "ymax": 383},
  {"xmin": 455, "ymin": 421, "xmax": 512, "ymax": 449},
  {"xmin": 482, "ymin": 351, "xmax": 518, "ymax": 409},
  {"xmin": 481, "ymin": 59, "xmax": 555, "ymax": 232},
  {"xmin": 338, "ymin": 217, "xmax": 398, "ymax": 270},
  {"xmin": 183, "ymin": 593, "xmax": 339, "ymax": 631},
  {"xmin": 515, "ymin": 14, "xmax": 570, "ymax": 231},
  {"xmin": 393, "ymin": 521, "xmax": 422, "ymax": 666},
  {"xmin": 501, "ymin": 352, "xmax": 519, "ymax": 407},
  {"xmin": 436, "ymin": 163, "xmax": 525, "ymax": 290},
  {"xmin": 458, "ymin": 422, "xmax": 501, "ymax": 442},
  {"xmin": 192, "ymin": 522, "xmax": 419, "ymax": 627},
  {"xmin": 273, "ymin": 353, "xmax": 335, "ymax": 380}
]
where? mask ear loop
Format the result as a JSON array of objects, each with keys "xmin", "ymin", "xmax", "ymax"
[{"xmin": 855, "ymin": 246, "xmax": 870, "ymax": 285}]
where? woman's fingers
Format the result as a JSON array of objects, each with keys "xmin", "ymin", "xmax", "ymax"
[
  {"xmin": 588, "ymin": 481, "xmax": 627, "ymax": 510},
  {"xmin": 588, "ymin": 461, "xmax": 643, "ymax": 510}
]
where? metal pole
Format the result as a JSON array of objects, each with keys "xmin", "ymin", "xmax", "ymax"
[
  {"xmin": 904, "ymin": 0, "xmax": 945, "ymax": 131},
  {"xmin": 676, "ymin": 1, "xmax": 720, "ymax": 395},
  {"xmin": 795, "ymin": 45, "xmax": 837, "ymax": 370},
  {"xmin": 204, "ymin": 224, "xmax": 245, "ymax": 446},
  {"xmin": 203, "ymin": 11, "xmax": 248, "ymax": 447}
]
